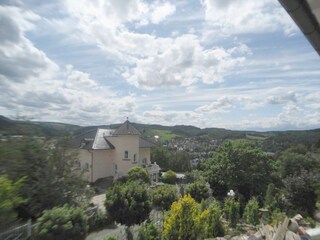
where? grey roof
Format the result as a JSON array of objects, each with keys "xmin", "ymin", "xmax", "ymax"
[
  {"xmin": 70, "ymin": 128, "xmax": 115, "ymax": 150},
  {"xmin": 113, "ymin": 120, "xmax": 141, "ymax": 136},
  {"xmin": 92, "ymin": 129, "xmax": 115, "ymax": 149},
  {"xmin": 69, "ymin": 129, "xmax": 96, "ymax": 149},
  {"xmin": 139, "ymin": 137, "xmax": 157, "ymax": 148}
]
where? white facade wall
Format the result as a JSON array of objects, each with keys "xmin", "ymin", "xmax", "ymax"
[
  {"xmin": 91, "ymin": 150, "xmax": 114, "ymax": 182},
  {"xmin": 107, "ymin": 135, "xmax": 140, "ymax": 178},
  {"xmin": 139, "ymin": 148, "xmax": 151, "ymax": 165},
  {"xmin": 78, "ymin": 149, "xmax": 92, "ymax": 182}
]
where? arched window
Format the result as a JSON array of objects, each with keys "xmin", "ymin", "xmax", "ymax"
[
  {"xmin": 124, "ymin": 150, "xmax": 128, "ymax": 159},
  {"xmin": 133, "ymin": 154, "xmax": 137, "ymax": 163}
]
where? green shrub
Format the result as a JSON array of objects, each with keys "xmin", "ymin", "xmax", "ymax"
[
  {"xmin": 137, "ymin": 221, "xmax": 161, "ymax": 240},
  {"xmin": 269, "ymin": 211, "xmax": 287, "ymax": 226},
  {"xmin": 88, "ymin": 210, "xmax": 112, "ymax": 232},
  {"xmin": 0, "ymin": 176, "xmax": 26, "ymax": 226},
  {"xmin": 185, "ymin": 181, "xmax": 209, "ymax": 203},
  {"xmin": 152, "ymin": 184, "xmax": 178, "ymax": 210},
  {"xmin": 103, "ymin": 237, "xmax": 118, "ymax": 240},
  {"xmin": 162, "ymin": 170, "xmax": 177, "ymax": 184},
  {"xmin": 128, "ymin": 167, "xmax": 150, "ymax": 184},
  {"xmin": 105, "ymin": 181, "xmax": 151, "ymax": 227},
  {"xmin": 224, "ymin": 197, "xmax": 240, "ymax": 228},
  {"xmin": 204, "ymin": 200, "xmax": 225, "ymax": 238},
  {"xmin": 34, "ymin": 205, "xmax": 88, "ymax": 240},
  {"xmin": 243, "ymin": 197, "xmax": 260, "ymax": 225}
]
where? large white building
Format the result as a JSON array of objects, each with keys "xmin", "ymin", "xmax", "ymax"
[{"xmin": 71, "ymin": 120, "xmax": 160, "ymax": 182}]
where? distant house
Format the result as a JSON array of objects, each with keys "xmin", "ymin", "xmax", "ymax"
[{"xmin": 70, "ymin": 120, "xmax": 160, "ymax": 182}]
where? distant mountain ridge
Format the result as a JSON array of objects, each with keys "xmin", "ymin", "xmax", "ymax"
[{"xmin": 1, "ymin": 115, "xmax": 319, "ymax": 152}]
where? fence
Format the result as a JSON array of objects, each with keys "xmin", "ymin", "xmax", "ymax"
[
  {"xmin": 0, "ymin": 206, "xmax": 98, "ymax": 240},
  {"xmin": 0, "ymin": 220, "xmax": 34, "ymax": 240}
]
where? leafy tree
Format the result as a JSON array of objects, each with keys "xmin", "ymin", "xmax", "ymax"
[
  {"xmin": 224, "ymin": 197, "xmax": 240, "ymax": 228},
  {"xmin": 162, "ymin": 195, "xmax": 205, "ymax": 240},
  {"xmin": 34, "ymin": 205, "xmax": 88, "ymax": 240},
  {"xmin": 0, "ymin": 175, "xmax": 26, "ymax": 226},
  {"xmin": 185, "ymin": 170, "xmax": 205, "ymax": 182},
  {"xmin": 279, "ymin": 151, "xmax": 319, "ymax": 178},
  {"xmin": 151, "ymin": 147, "xmax": 171, "ymax": 170},
  {"xmin": 105, "ymin": 181, "xmax": 151, "ymax": 227},
  {"xmin": 204, "ymin": 200, "xmax": 225, "ymax": 238},
  {"xmin": 162, "ymin": 170, "xmax": 177, "ymax": 184},
  {"xmin": 128, "ymin": 166, "xmax": 150, "ymax": 184},
  {"xmin": 185, "ymin": 181, "xmax": 209, "ymax": 203},
  {"xmin": 0, "ymin": 137, "xmax": 91, "ymax": 217},
  {"xmin": 152, "ymin": 184, "xmax": 178, "ymax": 210},
  {"xmin": 137, "ymin": 221, "xmax": 161, "ymax": 240},
  {"xmin": 243, "ymin": 197, "xmax": 260, "ymax": 225},
  {"xmin": 283, "ymin": 170, "xmax": 318, "ymax": 216},
  {"xmin": 151, "ymin": 147, "xmax": 191, "ymax": 172},
  {"xmin": 170, "ymin": 150, "xmax": 191, "ymax": 172},
  {"xmin": 204, "ymin": 141, "xmax": 274, "ymax": 201}
]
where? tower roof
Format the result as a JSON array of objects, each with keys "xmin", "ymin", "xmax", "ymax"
[{"xmin": 113, "ymin": 120, "xmax": 141, "ymax": 135}]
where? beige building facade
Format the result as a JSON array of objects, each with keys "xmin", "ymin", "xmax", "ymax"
[{"xmin": 71, "ymin": 120, "xmax": 160, "ymax": 182}]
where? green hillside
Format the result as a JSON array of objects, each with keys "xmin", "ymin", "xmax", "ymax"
[{"xmin": 1, "ymin": 115, "xmax": 320, "ymax": 152}]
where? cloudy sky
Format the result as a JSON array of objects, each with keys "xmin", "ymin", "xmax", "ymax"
[{"xmin": 0, "ymin": 0, "xmax": 319, "ymax": 130}]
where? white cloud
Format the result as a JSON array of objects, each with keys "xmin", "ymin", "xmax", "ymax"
[
  {"xmin": 304, "ymin": 92, "xmax": 320, "ymax": 110},
  {"xmin": 123, "ymin": 35, "xmax": 247, "ymax": 89},
  {"xmin": 196, "ymin": 97, "xmax": 233, "ymax": 113},
  {"xmin": 201, "ymin": 0, "xmax": 296, "ymax": 35},
  {"xmin": 150, "ymin": 2, "xmax": 176, "ymax": 24},
  {"xmin": 65, "ymin": 65, "xmax": 97, "ymax": 89},
  {"xmin": 0, "ymin": 6, "xmax": 58, "ymax": 84},
  {"xmin": 50, "ymin": 0, "xmax": 248, "ymax": 90},
  {"xmin": 267, "ymin": 91, "xmax": 297, "ymax": 105},
  {"xmin": 0, "ymin": 4, "xmax": 141, "ymax": 125}
]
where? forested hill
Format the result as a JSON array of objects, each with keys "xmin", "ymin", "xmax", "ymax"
[
  {"xmin": 0, "ymin": 115, "xmax": 80, "ymax": 137},
  {"xmin": 1, "ymin": 115, "xmax": 320, "ymax": 151}
]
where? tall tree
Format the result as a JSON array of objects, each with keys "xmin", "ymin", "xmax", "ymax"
[
  {"xmin": 0, "ymin": 137, "xmax": 90, "ymax": 217},
  {"xmin": 204, "ymin": 141, "xmax": 274, "ymax": 200},
  {"xmin": 105, "ymin": 181, "xmax": 151, "ymax": 227}
]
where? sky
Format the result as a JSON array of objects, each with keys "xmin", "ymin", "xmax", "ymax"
[{"xmin": 0, "ymin": 0, "xmax": 319, "ymax": 131}]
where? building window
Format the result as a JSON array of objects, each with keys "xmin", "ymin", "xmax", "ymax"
[
  {"xmin": 114, "ymin": 164, "xmax": 117, "ymax": 174},
  {"xmin": 133, "ymin": 154, "xmax": 137, "ymax": 163},
  {"xmin": 84, "ymin": 163, "xmax": 90, "ymax": 171},
  {"xmin": 124, "ymin": 150, "xmax": 128, "ymax": 159},
  {"xmin": 143, "ymin": 158, "xmax": 147, "ymax": 164}
]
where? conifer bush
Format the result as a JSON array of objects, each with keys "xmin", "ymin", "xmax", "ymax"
[
  {"xmin": 204, "ymin": 200, "xmax": 225, "ymax": 238},
  {"xmin": 162, "ymin": 195, "xmax": 204, "ymax": 240},
  {"xmin": 243, "ymin": 197, "xmax": 260, "ymax": 225},
  {"xmin": 224, "ymin": 197, "xmax": 240, "ymax": 228}
]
